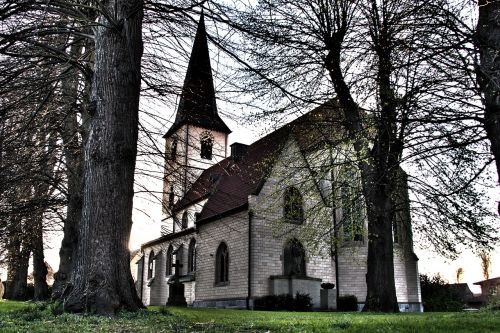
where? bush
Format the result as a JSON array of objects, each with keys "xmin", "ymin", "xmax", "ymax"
[
  {"xmin": 254, "ymin": 293, "xmax": 313, "ymax": 311},
  {"xmin": 337, "ymin": 295, "xmax": 358, "ymax": 311},
  {"xmin": 420, "ymin": 274, "xmax": 463, "ymax": 312},
  {"xmin": 481, "ymin": 296, "xmax": 500, "ymax": 312},
  {"xmin": 294, "ymin": 292, "xmax": 313, "ymax": 311}
]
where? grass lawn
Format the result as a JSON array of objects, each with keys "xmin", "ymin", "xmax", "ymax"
[{"xmin": 0, "ymin": 300, "xmax": 498, "ymax": 332}]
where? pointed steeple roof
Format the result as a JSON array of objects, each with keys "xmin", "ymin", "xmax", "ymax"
[{"xmin": 164, "ymin": 13, "xmax": 231, "ymax": 138}]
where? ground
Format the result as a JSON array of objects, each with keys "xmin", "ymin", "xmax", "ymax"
[{"xmin": 0, "ymin": 300, "xmax": 498, "ymax": 332}]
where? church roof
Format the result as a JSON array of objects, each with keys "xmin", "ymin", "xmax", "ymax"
[
  {"xmin": 164, "ymin": 13, "xmax": 231, "ymax": 138},
  {"xmin": 175, "ymin": 100, "xmax": 345, "ymax": 222}
]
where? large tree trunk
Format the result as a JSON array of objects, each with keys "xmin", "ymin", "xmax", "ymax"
[
  {"xmin": 52, "ymin": 127, "xmax": 83, "ymax": 300},
  {"xmin": 362, "ymin": 161, "xmax": 399, "ymax": 312},
  {"xmin": 363, "ymin": 13, "xmax": 400, "ymax": 311},
  {"xmin": 5, "ymin": 222, "xmax": 31, "ymax": 300},
  {"xmin": 52, "ymin": 43, "xmax": 85, "ymax": 301},
  {"xmin": 477, "ymin": 0, "xmax": 500, "ymax": 215},
  {"xmin": 32, "ymin": 212, "xmax": 49, "ymax": 301},
  {"xmin": 31, "ymin": 122, "xmax": 58, "ymax": 301},
  {"xmin": 62, "ymin": 0, "xmax": 144, "ymax": 314},
  {"xmin": 326, "ymin": 22, "xmax": 399, "ymax": 311}
]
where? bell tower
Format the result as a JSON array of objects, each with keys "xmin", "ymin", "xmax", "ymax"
[{"xmin": 162, "ymin": 13, "xmax": 231, "ymax": 231}]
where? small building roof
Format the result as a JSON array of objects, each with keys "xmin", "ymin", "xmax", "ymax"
[{"xmin": 473, "ymin": 276, "xmax": 500, "ymax": 285}]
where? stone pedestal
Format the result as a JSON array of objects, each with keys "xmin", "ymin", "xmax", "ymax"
[
  {"xmin": 320, "ymin": 289, "xmax": 337, "ymax": 310},
  {"xmin": 167, "ymin": 282, "xmax": 187, "ymax": 306}
]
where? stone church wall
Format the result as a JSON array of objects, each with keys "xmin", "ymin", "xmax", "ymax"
[
  {"xmin": 247, "ymin": 137, "xmax": 421, "ymax": 310},
  {"xmin": 249, "ymin": 139, "xmax": 336, "ymax": 299},
  {"xmin": 194, "ymin": 211, "xmax": 249, "ymax": 305},
  {"xmin": 141, "ymin": 232, "xmax": 197, "ymax": 306}
]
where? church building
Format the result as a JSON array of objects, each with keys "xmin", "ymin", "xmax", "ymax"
[{"xmin": 135, "ymin": 14, "xmax": 423, "ymax": 311}]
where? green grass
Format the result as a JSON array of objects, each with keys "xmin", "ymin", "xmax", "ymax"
[{"xmin": 0, "ymin": 300, "xmax": 498, "ymax": 332}]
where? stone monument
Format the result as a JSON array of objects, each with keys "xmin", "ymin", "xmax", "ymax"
[{"xmin": 166, "ymin": 260, "xmax": 187, "ymax": 306}]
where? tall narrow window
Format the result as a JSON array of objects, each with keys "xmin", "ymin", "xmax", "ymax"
[
  {"xmin": 283, "ymin": 187, "xmax": 304, "ymax": 224},
  {"xmin": 215, "ymin": 242, "xmax": 229, "ymax": 285},
  {"xmin": 170, "ymin": 138, "xmax": 178, "ymax": 160},
  {"xmin": 166, "ymin": 245, "xmax": 173, "ymax": 276},
  {"xmin": 147, "ymin": 251, "xmax": 155, "ymax": 279},
  {"xmin": 340, "ymin": 166, "xmax": 364, "ymax": 241},
  {"xmin": 168, "ymin": 186, "xmax": 174, "ymax": 207},
  {"xmin": 181, "ymin": 211, "xmax": 188, "ymax": 229},
  {"xmin": 200, "ymin": 131, "xmax": 213, "ymax": 159},
  {"xmin": 175, "ymin": 245, "xmax": 184, "ymax": 276},
  {"xmin": 283, "ymin": 238, "xmax": 306, "ymax": 277},
  {"xmin": 188, "ymin": 239, "xmax": 196, "ymax": 273}
]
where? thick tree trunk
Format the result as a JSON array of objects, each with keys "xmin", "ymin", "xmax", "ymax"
[
  {"xmin": 326, "ymin": 27, "xmax": 399, "ymax": 312},
  {"xmin": 62, "ymin": 0, "xmax": 144, "ymax": 314},
  {"xmin": 362, "ymin": 165, "xmax": 399, "ymax": 312},
  {"xmin": 5, "ymin": 226, "xmax": 30, "ymax": 300},
  {"xmin": 52, "ymin": 44, "xmax": 85, "ymax": 301},
  {"xmin": 52, "ymin": 135, "xmax": 83, "ymax": 300},
  {"xmin": 32, "ymin": 212, "xmax": 49, "ymax": 301},
  {"xmin": 477, "ymin": 0, "xmax": 500, "ymax": 215},
  {"xmin": 363, "ymin": 18, "xmax": 400, "ymax": 311}
]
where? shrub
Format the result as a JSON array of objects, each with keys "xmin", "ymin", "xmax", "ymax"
[
  {"xmin": 293, "ymin": 293, "xmax": 313, "ymax": 311},
  {"xmin": 254, "ymin": 293, "xmax": 312, "ymax": 311},
  {"xmin": 337, "ymin": 295, "xmax": 358, "ymax": 311},
  {"xmin": 321, "ymin": 283, "xmax": 335, "ymax": 290},
  {"xmin": 420, "ymin": 274, "xmax": 463, "ymax": 312},
  {"xmin": 481, "ymin": 296, "xmax": 500, "ymax": 312}
]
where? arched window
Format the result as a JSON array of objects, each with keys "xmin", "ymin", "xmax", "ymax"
[
  {"xmin": 200, "ymin": 131, "xmax": 213, "ymax": 160},
  {"xmin": 215, "ymin": 242, "xmax": 229, "ymax": 285},
  {"xmin": 283, "ymin": 187, "xmax": 304, "ymax": 224},
  {"xmin": 182, "ymin": 211, "xmax": 188, "ymax": 229},
  {"xmin": 147, "ymin": 251, "xmax": 155, "ymax": 279},
  {"xmin": 283, "ymin": 238, "xmax": 306, "ymax": 277},
  {"xmin": 340, "ymin": 166, "xmax": 364, "ymax": 241},
  {"xmin": 166, "ymin": 245, "xmax": 173, "ymax": 276},
  {"xmin": 170, "ymin": 138, "xmax": 178, "ymax": 160},
  {"xmin": 188, "ymin": 238, "xmax": 196, "ymax": 273}
]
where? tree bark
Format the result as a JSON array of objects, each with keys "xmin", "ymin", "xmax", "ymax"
[
  {"xmin": 52, "ymin": 43, "xmax": 85, "ymax": 301},
  {"xmin": 5, "ymin": 221, "xmax": 30, "ymax": 300},
  {"xmin": 30, "ymin": 119, "xmax": 59, "ymax": 301},
  {"xmin": 325, "ymin": 9, "xmax": 399, "ymax": 311},
  {"xmin": 32, "ymin": 211, "xmax": 49, "ymax": 301},
  {"xmin": 62, "ymin": 0, "xmax": 144, "ymax": 314},
  {"xmin": 477, "ymin": 0, "xmax": 500, "ymax": 215}
]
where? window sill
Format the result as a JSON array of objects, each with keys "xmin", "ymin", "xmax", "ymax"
[{"xmin": 214, "ymin": 281, "xmax": 229, "ymax": 287}]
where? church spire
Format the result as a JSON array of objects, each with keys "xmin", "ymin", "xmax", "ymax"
[{"xmin": 165, "ymin": 12, "xmax": 231, "ymax": 138}]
